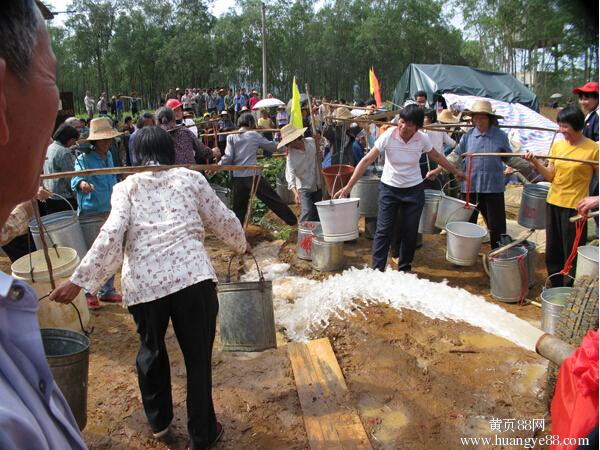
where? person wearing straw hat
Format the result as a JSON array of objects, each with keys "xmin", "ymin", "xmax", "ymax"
[
  {"xmin": 335, "ymin": 105, "xmax": 464, "ymax": 272},
  {"xmin": 524, "ymin": 106, "xmax": 599, "ymax": 287},
  {"xmin": 71, "ymin": 117, "xmax": 123, "ymax": 309},
  {"xmin": 437, "ymin": 99, "xmax": 530, "ymax": 249},
  {"xmin": 0, "ymin": 3, "xmax": 88, "ymax": 447},
  {"xmin": 217, "ymin": 110, "xmax": 235, "ymax": 151},
  {"xmin": 322, "ymin": 106, "xmax": 358, "ymax": 166},
  {"xmin": 281, "ymin": 123, "xmax": 323, "ymax": 222}
]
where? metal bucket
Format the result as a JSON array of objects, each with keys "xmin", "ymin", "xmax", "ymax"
[
  {"xmin": 576, "ymin": 245, "xmax": 599, "ymax": 280},
  {"xmin": 518, "ymin": 184, "xmax": 549, "ymax": 229},
  {"xmin": 418, "ymin": 189, "xmax": 441, "ymax": 234},
  {"xmin": 297, "ymin": 221, "xmax": 321, "ymax": 260},
  {"xmin": 41, "ymin": 328, "xmax": 90, "ymax": 430},
  {"xmin": 364, "ymin": 216, "xmax": 377, "ymax": 240},
  {"xmin": 540, "ymin": 287, "xmax": 573, "ymax": 334},
  {"xmin": 488, "ymin": 246, "xmax": 529, "ymax": 303},
  {"xmin": 218, "ymin": 256, "xmax": 276, "ymax": 352},
  {"xmin": 275, "ymin": 175, "xmax": 295, "ymax": 205},
  {"xmin": 79, "ymin": 213, "xmax": 109, "ymax": 250},
  {"xmin": 446, "ymin": 222, "xmax": 487, "ymax": 266},
  {"xmin": 435, "ymin": 194, "xmax": 476, "ymax": 229},
  {"xmin": 350, "ymin": 176, "xmax": 380, "ymax": 217},
  {"xmin": 210, "ymin": 183, "xmax": 230, "ymax": 207},
  {"xmin": 518, "ymin": 240, "xmax": 537, "ymax": 288},
  {"xmin": 29, "ymin": 196, "xmax": 88, "ymax": 260},
  {"xmin": 315, "ymin": 198, "xmax": 360, "ymax": 242},
  {"xmin": 311, "ymin": 235, "xmax": 345, "ymax": 272}
]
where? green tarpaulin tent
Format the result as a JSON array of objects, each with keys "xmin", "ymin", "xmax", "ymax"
[{"xmin": 392, "ymin": 64, "xmax": 539, "ymax": 112}]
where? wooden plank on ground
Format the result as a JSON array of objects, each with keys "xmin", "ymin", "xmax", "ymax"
[{"xmin": 288, "ymin": 338, "xmax": 372, "ymax": 450}]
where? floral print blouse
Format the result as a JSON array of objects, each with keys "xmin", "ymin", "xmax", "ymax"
[{"xmin": 70, "ymin": 168, "xmax": 246, "ymax": 306}]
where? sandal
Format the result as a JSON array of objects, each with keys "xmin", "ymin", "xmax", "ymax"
[{"xmin": 86, "ymin": 294, "xmax": 101, "ymax": 310}]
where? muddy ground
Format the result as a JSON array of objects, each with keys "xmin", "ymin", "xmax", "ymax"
[{"xmin": 1, "ymin": 220, "xmax": 554, "ymax": 450}]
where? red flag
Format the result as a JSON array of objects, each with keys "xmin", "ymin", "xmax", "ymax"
[{"xmin": 370, "ymin": 67, "xmax": 382, "ymax": 107}]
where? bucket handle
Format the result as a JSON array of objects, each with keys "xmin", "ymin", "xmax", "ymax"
[
  {"xmin": 49, "ymin": 192, "xmax": 77, "ymax": 215},
  {"xmin": 226, "ymin": 254, "xmax": 265, "ymax": 284},
  {"xmin": 441, "ymin": 178, "xmax": 461, "ymax": 196},
  {"xmin": 543, "ymin": 272, "xmax": 575, "ymax": 291},
  {"xmin": 444, "ymin": 202, "xmax": 479, "ymax": 226},
  {"xmin": 38, "ymin": 293, "xmax": 94, "ymax": 337}
]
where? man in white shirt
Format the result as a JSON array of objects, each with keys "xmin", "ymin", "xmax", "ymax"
[
  {"xmin": 84, "ymin": 90, "xmax": 95, "ymax": 121},
  {"xmin": 281, "ymin": 124, "xmax": 322, "ymax": 222}
]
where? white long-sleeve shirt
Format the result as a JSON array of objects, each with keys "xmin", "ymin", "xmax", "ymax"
[
  {"xmin": 285, "ymin": 137, "xmax": 321, "ymax": 192},
  {"xmin": 70, "ymin": 168, "xmax": 246, "ymax": 306},
  {"xmin": 425, "ymin": 126, "xmax": 456, "ymax": 154}
]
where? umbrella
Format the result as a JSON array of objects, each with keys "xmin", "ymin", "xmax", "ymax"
[
  {"xmin": 550, "ymin": 93, "xmax": 563, "ymax": 99},
  {"xmin": 252, "ymin": 98, "xmax": 285, "ymax": 110}
]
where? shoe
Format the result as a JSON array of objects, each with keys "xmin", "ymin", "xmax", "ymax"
[
  {"xmin": 85, "ymin": 294, "xmax": 101, "ymax": 310},
  {"xmin": 152, "ymin": 423, "xmax": 171, "ymax": 439},
  {"xmin": 100, "ymin": 293, "xmax": 122, "ymax": 303},
  {"xmin": 187, "ymin": 422, "xmax": 224, "ymax": 450}
]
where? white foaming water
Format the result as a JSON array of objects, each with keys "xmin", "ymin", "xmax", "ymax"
[{"xmin": 240, "ymin": 242, "xmax": 544, "ymax": 352}]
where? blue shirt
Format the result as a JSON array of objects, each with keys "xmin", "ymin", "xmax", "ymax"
[
  {"xmin": 217, "ymin": 96, "xmax": 225, "ymax": 113},
  {"xmin": 0, "ymin": 273, "xmax": 87, "ymax": 450},
  {"xmin": 71, "ymin": 150, "xmax": 118, "ymax": 215},
  {"xmin": 352, "ymin": 140, "xmax": 365, "ymax": 166},
  {"xmin": 455, "ymin": 126, "xmax": 512, "ymax": 193}
]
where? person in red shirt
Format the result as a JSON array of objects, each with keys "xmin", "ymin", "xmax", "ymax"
[{"xmin": 248, "ymin": 89, "xmax": 261, "ymax": 110}]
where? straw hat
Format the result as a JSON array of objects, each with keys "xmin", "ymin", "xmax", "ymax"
[
  {"xmin": 463, "ymin": 100, "xmax": 503, "ymax": 119},
  {"xmin": 334, "ymin": 107, "xmax": 354, "ymax": 121},
  {"xmin": 437, "ymin": 109, "xmax": 460, "ymax": 124},
  {"xmin": 81, "ymin": 117, "xmax": 122, "ymax": 142},
  {"xmin": 220, "ymin": 110, "xmax": 229, "ymax": 116},
  {"xmin": 277, "ymin": 123, "xmax": 307, "ymax": 149}
]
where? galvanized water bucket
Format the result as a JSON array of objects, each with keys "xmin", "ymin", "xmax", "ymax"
[
  {"xmin": 311, "ymin": 235, "xmax": 345, "ymax": 272},
  {"xmin": 576, "ymin": 245, "xmax": 599, "ymax": 280},
  {"xmin": 540, "ymin": 286, "xmax": 573, "ymax": 334},
  {"xmin": 79, "ymin": 213, "xmax": 109, "ymax": 250},
  {"xmin": 418, "ymin": 189, "xmax": 441, "ymax": 234},
  {"xmin": 435, "ymin": 193, "xmax": 477, "ymax": 230},
  {"xmin": 364, "ymin": 216, "xmax": 377, "ymax": 240},
  {"xmin": 41, "ymin": 328, "xmax": 90, "ymax": 430},
  {"xmin": 350, "ymin": 176, "xmax": 380, "ymax": 217},
  {"xmin": 297, "ymin": 221, "xmax": 321, "ymax": 260},
  {"xmin": 445, "ymin": 222, "xmax": 487, "ymax": 266},
  {"xmin": 518, "ymin": 184, "xmax": 549, "ymax": 229},
  {"xmin": 275, "ymin": 175, "xmax": 295, "ymax": 205},
  {"xmin": 29, "ymin": 195, "xmax": 88, "ymax": 260},
  {"xmin": 315, "ymin": 198, "xmax": 360, "ymax": 242},
  {"xmin": 487, "ymin": 246, "xmax": 529, "ymax": 303},
  {"xmin": 218, "ymin": 255, "xmax": 276, "ymax": 352},
  {"xmin": 210, "ymin": 183, "xmax": 231, "ymax": 207}
]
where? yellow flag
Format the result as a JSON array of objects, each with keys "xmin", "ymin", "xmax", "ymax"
[
  {"xmin": 291, "ymin": 76, "xmax": 303, "ymax": 129},
  {"xmin": 369, "ymin": 68, "xmax": 374, "ymax": 95}
]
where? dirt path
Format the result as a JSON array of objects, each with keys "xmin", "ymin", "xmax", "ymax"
[{"xmin": 1, "ymin": 222, "xmax": 552, "ymax": 449}]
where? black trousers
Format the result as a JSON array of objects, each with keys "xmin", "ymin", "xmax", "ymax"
[
  {"xmin": 128, "ymin": 280, "xmax": 219, "ymax": 448},
  {"xmin": 1, "ymin": 233, "xmax": 32, "ymax": 262},
  {"xmin": 462, "ymin": 192, "xmax": 506, "ymax": 249},
  {"xmin": 546, "ymin": 203, "xmax": 588, "ymax": 287},
  {"xmin": 232, "ymin": 176, "xmax": 297, "ymax": 226},
  {"xmin": 373, "ymin": 182, "xmax": 425, "ymax": 272}
]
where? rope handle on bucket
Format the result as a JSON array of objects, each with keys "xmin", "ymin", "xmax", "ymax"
[
  {"xmin": 226, "ymin": 254, "xmax": 265, "ymax": 284},
  {"xmin": 38, "ymin": 293, "xmax": 94, "ymax": 337},
  {"xmin": 463, "ymin": 154, "xmax": 474, "ymax": 209},
  {"xmin": 559, "ymin": 215, "xmax": 587, "ymax": 277}
]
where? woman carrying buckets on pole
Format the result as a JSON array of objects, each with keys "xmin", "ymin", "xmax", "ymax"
[
  {"xmin": 524, "ymin": 106, "xmax": 599, "ymax": 287},
  {"xmin": 431, "ymin": 100, "xmax": 531, "ymax": 249},
  {"xmin": 335, "ymin": 105, "xmax": 464, "ymax": 272}
]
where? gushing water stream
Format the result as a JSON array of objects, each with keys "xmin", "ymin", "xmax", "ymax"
[{"xmin": 240, "ymin": 242, "xmax": 545, "ymax": 352}]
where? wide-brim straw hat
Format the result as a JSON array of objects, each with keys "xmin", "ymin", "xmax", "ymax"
[
  {"xmin": 277, "ymin": 123, "xmax": 307, "ymax": 149},
  {"xmin": 462, "ymin": 100, "xmax": 503, "ymax": 119},
  {"xmin": 79, "ymin": 117, "xmax": 122, "ymax": 143},
  {"xmin": 437, "ymin": 109, "xmax": 460, "ymax": 124},
  {"xmin": 334, "ymin": 107, "xmax": 354, "ymax": 121},
  {"xmin": 220, "ymin": 110, "xmax": 229, "ymax": 116}
]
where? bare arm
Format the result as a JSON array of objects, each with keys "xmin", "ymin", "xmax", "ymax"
[
  {"xmin": 333, "ymin": 147, "xmax": 380, "ymax": 198},
  {"xmin": 427, "ymin": 150, "xmax": 465, "ymax": 180}
]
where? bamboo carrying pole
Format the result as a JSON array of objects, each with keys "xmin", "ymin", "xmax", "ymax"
[
  {"xmin": 31, "ymin": 200, "xmax": 56, "ymax": 290},
  {"xmin": 40, "ymin": 164, "xmax": 266, "ymax": 181},
  {"xmin": 464, "ymin": 152, "xmax": 599, "ymax": 165},
  {"xmin": 570, "ymin": 210, "xmax": 600, "ymax": 222}
]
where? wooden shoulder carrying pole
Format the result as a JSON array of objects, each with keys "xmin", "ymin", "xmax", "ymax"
[{"xmin": 40, "ymin": 164, "xmax": 266, "ymax": 181}]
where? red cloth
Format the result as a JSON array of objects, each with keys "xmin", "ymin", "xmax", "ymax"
[
  {"xmin": 249, "ymin": 96, "xmax": 261, "ymax": 110},
  {"xmin": 550, "ymin": 330, "xmax": 599, "ymax": 450}
]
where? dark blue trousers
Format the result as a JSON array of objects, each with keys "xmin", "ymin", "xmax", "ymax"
[{"xmin": 372, "ymin": 181, "xmax": 425, "ymax": 272}]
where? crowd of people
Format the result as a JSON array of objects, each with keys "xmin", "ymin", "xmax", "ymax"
[{"xmin": 0, "ymin": 2, "xmax": 598, "ymax": 449}]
